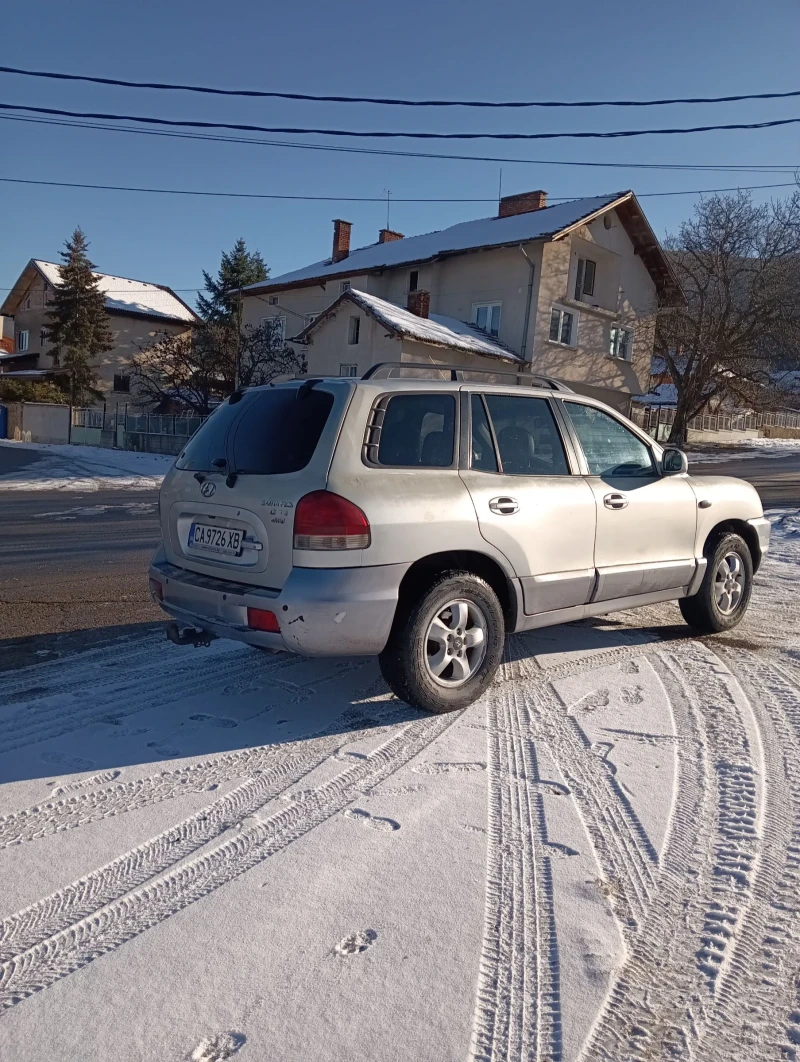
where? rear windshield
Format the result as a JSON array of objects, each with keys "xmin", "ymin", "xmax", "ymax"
[{"xmin": 176, "ymin": 387, "xmax": 335, "ymax": 475}]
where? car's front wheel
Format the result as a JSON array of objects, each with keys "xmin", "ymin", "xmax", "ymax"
[
  {"xmin": 378, "ymin": 570, "xmax": 506, "ymax": 713},
  {"xmin": 679, "ymin": 532, "xmax": 753, "ymax": 633}
]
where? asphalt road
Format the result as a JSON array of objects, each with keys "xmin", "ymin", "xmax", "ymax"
[
  {"xmin": 0, "ymin": 444, "xmax": 797, "ymax": 669},
  {"xmin": 692, "ymin": 452, "xmax": 800, "ymax": 507}
]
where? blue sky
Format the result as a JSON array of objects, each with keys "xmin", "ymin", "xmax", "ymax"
[{"xmin": 2, "ymin": 0, "xmax": 799, "ymax": 305}]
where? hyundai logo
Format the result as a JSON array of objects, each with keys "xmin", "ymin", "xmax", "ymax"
[{"xmin": 200, "ymin": 480, "xmax": 216, "ymax": 498}]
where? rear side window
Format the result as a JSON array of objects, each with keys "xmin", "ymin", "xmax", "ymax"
[
  {"xmin": 176, "ymin": 387, "xmax": 334, "ymax": 475},
  {"xmin": 483, "ymin": 394, "xmax": 569, "ymax": 476},
  {"xmin": 370, "ymin": 393, "xmax": 456, "ymax": 467}
]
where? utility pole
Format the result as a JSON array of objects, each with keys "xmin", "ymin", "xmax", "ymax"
[
  {"xmin": 234, "ymin": 287, "xmax": 243, "ymax": 391},
  {"xmin": 384, "ymin": 189, "xmax": 392, "ymax": 230}
]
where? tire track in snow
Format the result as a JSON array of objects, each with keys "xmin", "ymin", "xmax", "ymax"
[
  {"xmin": 582, "ymin": 641, "xmax": 764, "ymax": 1060},
  {"xmin": 469, "ymin": 679, "xmax": 561, "ymax": 1062},
  {"xmin": 698, "ymin": 649, "xmax": 800, "ymax": 1060},
  {"xmin": 0, "ymin": 712, "xmax": 454, "ymax": 1010},
  {"xmin": 0, "ymin": 756, "xmax": 316, "ymax": 962}
]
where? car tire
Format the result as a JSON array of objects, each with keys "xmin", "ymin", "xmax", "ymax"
[
  {"xmin": 679, "ymin": 532, "xmax": 753, "ymax": 634},
  {"xmin": 378, "ymin": 570, "xmax": 506, "ymax": 714}
]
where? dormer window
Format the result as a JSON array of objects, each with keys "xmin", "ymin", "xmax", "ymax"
[{"xmin": 472, "ymin": 302, "xmax": 501, "ymax": 337}]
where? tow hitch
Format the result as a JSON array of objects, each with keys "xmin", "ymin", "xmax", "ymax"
[{"xmin": 165, "ymin": 622, "xmax": 217, "ymax": 648}]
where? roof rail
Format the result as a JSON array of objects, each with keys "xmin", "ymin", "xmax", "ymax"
[{"xmin": 361, "ymin": 361, "xmax": 574, "ymax": 392}]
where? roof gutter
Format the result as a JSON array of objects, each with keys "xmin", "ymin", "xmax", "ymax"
[{"xmin": 518, "ymin": 244, "xmax": 536, "ymax": 364}]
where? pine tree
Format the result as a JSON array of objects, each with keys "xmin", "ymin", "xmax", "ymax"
[
  {"xmin": 196, "ymin": 238, "xmax": 268, "ymax": 324},
  {"xmin": 45, "ymin": 228, "xmax": 113, "ymax": 405}
]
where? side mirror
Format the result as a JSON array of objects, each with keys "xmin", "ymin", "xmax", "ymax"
[{"xmin": 662, "ymin": 447, "xmax": 688, "ymax": 475}]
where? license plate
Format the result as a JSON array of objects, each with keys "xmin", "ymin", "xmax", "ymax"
[{"xmin": 189, "ymin": 522, "xmax": 244, "ymax": 556}]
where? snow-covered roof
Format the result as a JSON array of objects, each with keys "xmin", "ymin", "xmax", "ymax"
[
  {"xmin": 246, "ymin": 194, "xmax": 631, "ymax": 294},
  {"xmin": 26, "ymin": 261, "xmax": 196, "ymax": 323},
  {"xmin": 292, "ymin": 288, "xmax": 523, "ymax": 363}
]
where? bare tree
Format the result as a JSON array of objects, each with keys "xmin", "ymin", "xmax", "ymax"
[
  {"xmin": 130, "ymin": 319, "xmax": 306, "ymax": 414},
  {"xmin": 655, "ymin": 191, "xmax": 800, "ymax": 444}
]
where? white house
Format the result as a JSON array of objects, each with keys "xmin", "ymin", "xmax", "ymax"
[{"xmin": 240, "ymin": 189, "xmax": 681, "ymax": 414}]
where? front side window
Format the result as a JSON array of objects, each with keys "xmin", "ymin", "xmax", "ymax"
[
  {"xmin": 348, "ymin": 316, "xmax": 360, "ymax": 345},
  {"xmin": 565, "ymin": 402, "xmax": 654, "ymax": 478},
  {"xmin": 17, "ymin": 330, "xmax": 29, "ymax": 352},
  {"xmin": 374, "ymin": 393, "xmax": 455, "ymax": 467},
  {"xmin": 482, "ymin": 394, "xmax": 569, "ymax": 476},
  {"xmin": 549, "ymin": 307, "xmax": 576, "ymax": 346},
  {"xmin": 473, "ymin": 302, "xmax": 502, "ymax": 337},
  {"xmin": 575, "ymin": 257, "xmax": 596, "ymax": 300},
  {"xmin": 339, "ymin": 363, "xmax": 358, "ymax": 377},
  {"xmin": 610, "ymin": 326, "xmax": 633, "ymax": 361}
]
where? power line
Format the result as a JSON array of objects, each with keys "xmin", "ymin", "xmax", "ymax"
[
  {"xmin": 0, "ymin": 174, "xmax": 797, "ymax": 203},
  {"xmin": 3, "ymin": 100, "xmax": 800, "ymax": 141},
  {"xmin": 3, "ymin": 112, "xmax": 797, "ymax": 174},
  {"xmin": 1, "ymin": 64, "xmax": 799, "ymax": 110}
]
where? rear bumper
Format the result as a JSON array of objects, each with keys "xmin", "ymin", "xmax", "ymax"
[{"xmin": 149, "ymin": 548, "xmax": 408, "ymax": 656}]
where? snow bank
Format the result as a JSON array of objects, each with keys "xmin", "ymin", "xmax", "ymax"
[
  {"xmin": 0, "ymin": 439, "xmax": 173, "ymax": 491},
  {"xmin": 686, "ymin": 437, "xmax": 800, "ymax": 463}
]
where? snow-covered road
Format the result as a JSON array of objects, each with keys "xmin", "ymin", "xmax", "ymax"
[{"xmin": 0, "ymin": 511, "xmax": 799, "ymax": 1062}]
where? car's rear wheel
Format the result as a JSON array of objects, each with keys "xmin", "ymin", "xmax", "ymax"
[
  {"xmin": 679, "ymin": 532, "xmax": 753, "ymax": 633},
  {"xmin": 378, "ymin": 570, "xmax": 505, "ymax": 713}
]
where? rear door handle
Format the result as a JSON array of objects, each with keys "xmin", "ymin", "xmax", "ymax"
[
  {"xmin": 489, "ymin": 496, "xmax": 519, "ymax": 515},
  {"xmin": 603, "ymin": 493, "xmax": 629, "ymax": 510}
]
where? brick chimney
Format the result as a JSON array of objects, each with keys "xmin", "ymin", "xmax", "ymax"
[
  {"xmin": 498, "ymin": 190, "xmax": 548, "ymax": 218},
  {"xmin": 332, "ymin": 219, "xmax": 352, "ymax": 263},
  {"xmin": 407, "ymin": 289, "xmax": 430, "ymax": 319},
  {"xmin": 378, "ymin": 228, "xmax": 404, "ymax": 243}
]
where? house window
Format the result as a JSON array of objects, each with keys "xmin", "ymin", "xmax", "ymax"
[
  {"xmin": 262, "ymin": 316, "xmax": 286, "ymax": 343},
  {"xmin": 39, "ymin": 328, "xmax": 48, "ymax": 348},
  {"xmin": 23, "ymin": 295, "xmax": 31, "ymax": 310},
  {"xmin": 348, "ymin": 316, "xmax": 360, "ymax": 345},
  {"xmin": 113, "ymin": 374, "xmax": 131, "ymax": 393},
  {"xmin": 610, "ymin": 326, "xmax": 633, "ymax": 361},
  {"xmin": 409, "ymin": 270, "xmax": 419, "ymax": 292},
  {"xmin": 574, "ymin": 258, "xmax": 596, "ymax": 301},
  {"xmin": 473, "ymin": 302, "xmax": 501, "ymax": 337},
  {"xmin": 549, "ymin": 307, "xmax": 576, "ymax": 346},
  {"xmin": 16, "ymin": 330, "xmax": 29, "ymax": 352},
  {"xmin": 269, "ymin": 295, "xmax": 279, "ymax": 305},
  {"xmin": 340, "ymin": 281, "xmax": 351, "ymax": 293},
  {"xmin": 339, "ymin": 363, "xmax": 358, "ymax": 377}
]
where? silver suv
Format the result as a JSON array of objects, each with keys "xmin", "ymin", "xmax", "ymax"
[{"xmin": 150, "ymin": 364, "xmax": 770, "ymax": 713}]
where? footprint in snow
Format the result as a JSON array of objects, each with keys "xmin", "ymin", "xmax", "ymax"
[
  {"xmin": 188, "ymin": 1031, "xmax": 246, "ymax": 1062},
  {"xmin": 574, "ymin": 689, "xmax": 611, "ymax": 713},
  {"xmin": 619, "ymin": 659, "xmax": 641, "ymax": 674},
  {"xmin": 334, "ymin": 929, "xmax": 377, "ymax": 956},
  {"xmin": 412, "ymin": 761, "xmax": 486, "ymax": 775},
  {"xmin": 41, "ymin": 752, "xmax": 94, "ymax": 771},
  {"xmin": 146, "ymin": 742, "xmax": 181, "ymax": 757},
  {"xmin": 344, "ymin": 808, "xmax": 400, "ymax": 832},
  {"xmin": 619, "ymin": 685, "xmax": 645, "ymax": 706},
  {"xmin": 189, "ymin": 714, "xmax": 239, "ymax": 729}
]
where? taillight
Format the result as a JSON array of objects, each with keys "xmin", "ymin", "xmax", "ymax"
[
  {"xmin": 247, "ymin": 607, "xmax": 280, "ymax": 632},
  {"xmin": 293, "ymin": 491, "xmax": 370, "ymax": 550}
]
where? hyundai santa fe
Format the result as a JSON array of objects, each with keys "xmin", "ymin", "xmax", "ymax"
[{"xmin": 149, "ymin": 363, "xmax": 770, "ymax": 714}]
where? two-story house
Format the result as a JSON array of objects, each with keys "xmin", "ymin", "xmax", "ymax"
[
  {"xmin": 239, "ymin": 189, "xmax": 680, "ymax": 414},
  {"xmin": 0, "ymin": 260, "xmax": 197, "ymax": 404}
]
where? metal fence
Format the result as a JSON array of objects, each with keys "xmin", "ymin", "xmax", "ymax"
[
  {"xmin": 633, "ymin": 404, "xmax": 800, "ymax": 440},
  {"xmin": 71, "ymin": 406, "xmax": 207, "ymax": 438}
]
